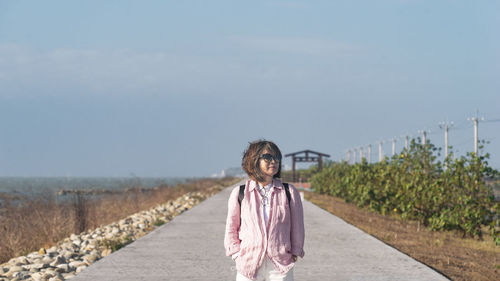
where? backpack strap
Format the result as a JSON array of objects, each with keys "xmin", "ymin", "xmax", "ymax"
[
  {"xmin": 238, "ymin": 182, "xmax": 291, "ymax": 206},
  {"xmin": 238, "ymin": 184, "xmax": 245, "ymax": 206},
  {"xmin": 283, "ymin": 183, "xmax": 291, "ymax": 205}
]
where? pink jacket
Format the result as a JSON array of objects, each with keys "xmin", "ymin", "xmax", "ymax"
[{"xmin": 224, "ymin": 179, "xmax": 305, "ymax": 280}]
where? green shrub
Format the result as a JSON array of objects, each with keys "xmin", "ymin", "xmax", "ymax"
[
  {"xmin": 311, "ymin": 139, "xmax": 500, "ymax": 243},
  {"xmin": 99, "ymin": 235, "xmax": 133, "ymax": 252},
  {"xmin": 153, "ymin": 219, "xmax": 165, "ymax": 227}
]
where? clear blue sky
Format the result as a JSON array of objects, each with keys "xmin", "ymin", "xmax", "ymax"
[{"xmin": 0, "ymin": 0, "xmax": 499, "ymax": 177}]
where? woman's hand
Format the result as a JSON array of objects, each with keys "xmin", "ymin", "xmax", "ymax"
[{"xmin": 292, "ymin": 255, "xmax": 298, "ymax": 262}]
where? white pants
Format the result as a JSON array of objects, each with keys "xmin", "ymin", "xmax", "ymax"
[{"xmin": 236, "ymin": 257, "xmax": 294, "ymax": 281}]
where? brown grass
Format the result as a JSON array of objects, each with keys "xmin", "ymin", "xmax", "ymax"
[
  {"xmin": 0, "ymin": 177, "xmax": 239, "ymax": 264},
  {"xmin": 304, "ymin": 191, "xmax": 500, "ymax": 281}
]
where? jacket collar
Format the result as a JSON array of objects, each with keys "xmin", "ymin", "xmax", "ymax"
[{"xmin": 248, "ymin": 179, "xmax": 283, "ymax": 192}]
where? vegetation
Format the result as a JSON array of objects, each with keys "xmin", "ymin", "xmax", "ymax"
[
  {"xmin": 0, "ymin": 177, "xmax": 239, "ymax": 264},
  {"xmin": 153, "ymin": 219, "xmax": 166, "ymax": 227},
  {"xmin": 311, "ymin": 139, "xmax": 500, "ymax": 244},
  {"xmin": 304, "ymin": 191, "xmax": 500, "ymax": 281},
  {"xmin": 99, "ymin": 235, "xmax": 134, "ymax": 252}
]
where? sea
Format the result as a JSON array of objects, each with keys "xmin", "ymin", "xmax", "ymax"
[{"xmin": 0, "ymin": 176, "xmax": 189, "ymax": 200}]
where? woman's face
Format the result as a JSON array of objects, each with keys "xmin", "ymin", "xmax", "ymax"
[{"xmin": 258, "ymin": 149, "xmax": 280, "ymax": 179}]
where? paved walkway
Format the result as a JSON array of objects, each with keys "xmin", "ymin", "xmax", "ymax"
[{"xmin": 73, "ymin": 181, "xmax": 449, "ymax": 281}]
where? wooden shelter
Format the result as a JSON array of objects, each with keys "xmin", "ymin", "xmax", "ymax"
[{"xmin": 284, "ymin": 150, "xmax": 330, "ymax": 182}]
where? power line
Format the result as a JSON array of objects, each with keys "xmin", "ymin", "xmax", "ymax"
[
  {"xmin": 453, "ymin": 120, "xmax": 472, "ymax": 130},
  {"xmin": 452, "ymin": 136, "xmax": 474, "ymax": 147},
  {"xmin": 345, "ymin": 110, "xmax": 497, "ymax": 163},
  {"xmin": 484, "ymin": 118, "xmax": 500, "ymax": 123},
  {"xmin": 453, "ymin": 124, "xmax": 472, "ymax": 131}
]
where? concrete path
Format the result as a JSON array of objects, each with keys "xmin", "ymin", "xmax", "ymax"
[{"xmin": 73, "ymin": 181, "xmax": 449, "ymax": 281}]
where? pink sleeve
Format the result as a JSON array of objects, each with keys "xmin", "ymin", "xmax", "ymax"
[
  {"xmin": 224, "ymin": 186, "xmax": 241, "ymax": 256},
  {"xmin": 289, "ymin": 184, "xmax": 305, "ymax": 257}
]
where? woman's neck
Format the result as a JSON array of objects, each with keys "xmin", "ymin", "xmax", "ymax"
[{"xmin": 258, "ymin": 178, "xmax": 273, "ymax": 187}]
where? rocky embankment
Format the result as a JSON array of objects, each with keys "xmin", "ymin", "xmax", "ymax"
[{"xmin": 0, "ymin": 191, "xmax": 209, "ymax": 281}]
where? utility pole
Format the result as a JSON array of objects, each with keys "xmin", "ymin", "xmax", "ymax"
[
  {"xmin": 378, "ymin": 141, "xmax": 384, "ymax": 161},
  {"xmin": 468, "ymin": 110, "xmax": 484, "ymax": 155},
  {"xmin": 474, "ymin": 118, "xmax": 478, "ymax": 154},
  {"xmin": 391, "ymin": 138, "xmax": 397, "ymax": 156},
  {"xmin": 399, "ymin": 135, "xmax": 409, "ymax": 152},
  {"xmin": 439, "ymin": 121, "xmax": 454, "ymax": 159},
  {"xmin": 418, "ymin": 130, "xmax": 427, "ymax": 146},
  {"xmin": 367, "ymin": 144, "xmax": 372, "ymax": 164},
  {"xmin": 444, "ymin": 125, "xmax": 449, "ymax": 158}
]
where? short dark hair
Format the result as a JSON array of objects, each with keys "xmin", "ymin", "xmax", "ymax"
[{"xmin": 241, "ymin": 140, "xmax": 282, "ymax": 183}]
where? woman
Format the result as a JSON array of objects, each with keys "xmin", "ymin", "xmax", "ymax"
[{"xmin": 224, "ymin": 140, "xmax": 305, "ymax": 281}]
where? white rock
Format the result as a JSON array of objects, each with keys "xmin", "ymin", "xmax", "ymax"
[
  {"xmin": 44, "ymin": 268, "xmax": 57, "ymax": 275},
  {"xmin": 5, "ymin": 265, "xmax": 24, "ymax": 276},
  {"xmin": 14, "ymin": 271, "xmax": 29, "ymax": 280},
  {"xmin": 62, "ymin": 272, "xmax": 76, "ymax": 279},
  {"xmin": 81, "ymin": 239, "xmax": 90, "ymax": 247},
  {"xmin": 12, "ymin": 256, "xmax": 29, "ymax": 266},
  {"xmin": 26, "ymin": 253, "xmax": 42, "ymax": 260},
  {"xmin": 55, "ymin": 264, "xmax": 70, "ymax": 273},
  {"xmin": 47, "ymin": 246, "xmax": 58, "ymax": 254},
  {"xmin": 25, "ymin": 263, "xmax": 47, "ymax": 270},
  {"xmin": 83, "ymin": 253, "xmax": 99, "ymax": 265},
  {"xmin": 49, "ymin": 256, "xmax": 66, "ymax": 267},
  {"xmin": 68, "ymin": 261, "xmax": 86, "ymax": 268},
  {"xmin": 48, "ymin": 273, "xmax": 64, "ymax": 281},
  {"xmin": 82, "ymin": 244, "xmax": 96, "ymax": 252},
  {"xmin": 75, "ymin": 265, "xmax": 87, "ymax": 273},
  {"xmin": 30, "ymin": 272, "xmax": 44, "ymax": 281},
  {"xmin": 111, "ymin": 227, "xmax": 120, "ymax": 235},
  {"xmin": 60, "ymin": 242, "xmax": 74, "ymax": 251},
  {"xmin": 44, "ymin": 273, "xmax": 56, "ymax": 280},
  {"xmin": 101, "ymin": 249, "xmax": 112, "ymax": 257},
  {"xmin": 60, "ymin": 250, "xmax": 73, "ymax": 260},
  {"xmin": 41, "ymin": 256, "xmax": 53, "ymax": 264}
]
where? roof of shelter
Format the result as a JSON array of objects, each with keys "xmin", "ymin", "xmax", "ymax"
[{"xmin": 284, "ymin": 150, "xmax": 330, "ymax": 158}]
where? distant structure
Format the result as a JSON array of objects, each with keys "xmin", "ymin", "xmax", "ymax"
[
  {"xmin": 285, "ymin": 150, "xmax": 330, "ymax": 182},
  {"xmin": 211, "ymin": 167, "xmax": 246, "ymax": 178}
]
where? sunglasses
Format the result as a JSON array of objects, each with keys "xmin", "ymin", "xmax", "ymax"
[{"xmin": 259, "ymin": 153, "xmax": 281, "ymax": 163}]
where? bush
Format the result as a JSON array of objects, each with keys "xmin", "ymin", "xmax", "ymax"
[
  {"xmin": 99, "ymin": 235, "xmax": 133, "ymax": 252},
  {"xmin": 311, "ymin": 139, "xmax": 500, "ymax": 244},
  {"xmin": 153, "ymin": 219, "xmax": 165, "ymax": 227}
]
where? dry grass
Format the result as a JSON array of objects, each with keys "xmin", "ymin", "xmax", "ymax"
[
  {"xmin": 304, "ymin": 191, "xmax": 500, "ymax": 281},
  {"xmin": 0, "ymin": 177, "xmax": 239, "ymax": 264}
]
